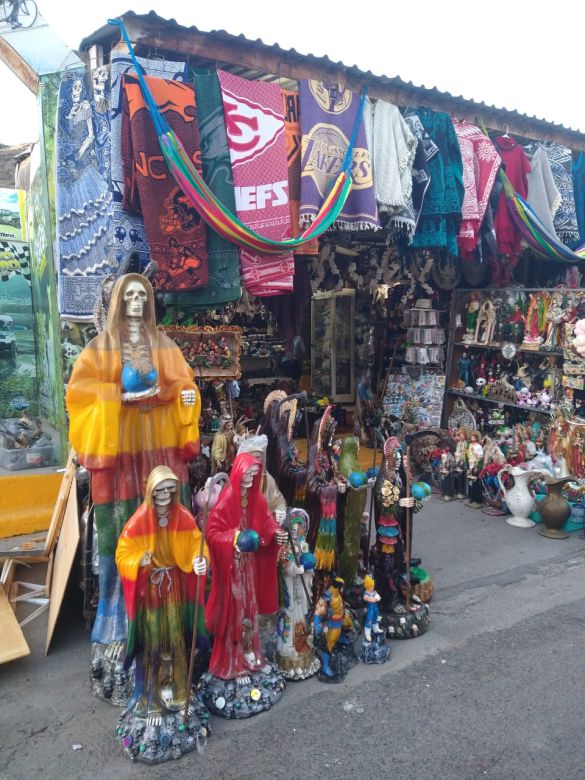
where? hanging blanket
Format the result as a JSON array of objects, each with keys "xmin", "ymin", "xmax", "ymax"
[
  {"xmin": 540, "ymin": 142, "xmax": 580, "ymax": 246},
  {"xmin": 493, "ymin": 136, "xmax": 531, "ymax": 262},
  {"xmin": 403, "ymin": 111, "xmax": 436, "ymax": 234},
  {"xmin": 110, "ymin": 52, "xmax": 188, "ymax": 270},
  {"xmin": 452, "ymin": 120, "xmax": 501, "ymax": 255},
  {"xmin": 282, "ymin": 89, "xmax": 319, "ymax": 255},
  {"xmin": 573, "ymin": 152, "xmax": 585, "ymax": 243},
  {"xmin": 217, "ymin": 70, "xmax": 294, "ymax": 296},
  {"xmin": 121, "ymin": 73, "xmax": 208, "ymax": 292},
  {"xmin": 363, "ymin": 98, "xmax": 417, "ymax": 240},
  {"xmin": 158, "ymin": 68, "xmax": 243, "ymax": 310},
  {"xmin": 56, "ymin": 70, "xmax": 114, "ymax": 318},
  {"xmin": 524, "ymin": 144, "xmax": 561, "ymax": 238},
  {"xmin": 299, "ymin": 80, "xmax": 379, "ymax": 231},
  {"xmin": 409, "ymin": 108, "xmax": 464, "ymax": 255}
]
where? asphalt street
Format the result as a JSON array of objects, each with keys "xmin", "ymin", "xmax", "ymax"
[{"xmin": 1, "ymin": 497, "xmax": 585, "ymax": 780}]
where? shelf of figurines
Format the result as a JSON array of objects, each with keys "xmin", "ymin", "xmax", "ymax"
[{"xmin": 447, "ymin": 389, "xmax": 553, "ymax": 416}]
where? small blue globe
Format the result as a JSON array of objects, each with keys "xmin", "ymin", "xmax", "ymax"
[
  {"xmin": 349, "ymin": 471, "xmax": 365, "ymax": 488},
  {"xmin": 411, "ymin": 483, "xmax": 427, "ymax": 501},
  {"xmin": 237, "ymin": 529, "xmax": 259, "ymax": 552},
  {"xmin": 299, "ymin": 551, "xmax": 316, "ymax": 570}
]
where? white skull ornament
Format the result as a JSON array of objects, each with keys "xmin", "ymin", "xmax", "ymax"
[{"xmin": 123, "ymin": 279, "xmax": 148, "ymax": 318}]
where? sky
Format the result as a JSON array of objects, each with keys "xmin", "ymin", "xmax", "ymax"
[{"xmin": 1, "ymin": 0, "xmax": 585, "ymax": 145}]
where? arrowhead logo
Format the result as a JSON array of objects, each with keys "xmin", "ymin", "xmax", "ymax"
[{"xmin": 222, "ymin": 88, "xmax": 284, "ymax": 166}]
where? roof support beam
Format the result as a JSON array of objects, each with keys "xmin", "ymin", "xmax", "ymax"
[{"xmin": 0, "ymin": 36, "xmax": 38, "ymax": 94}]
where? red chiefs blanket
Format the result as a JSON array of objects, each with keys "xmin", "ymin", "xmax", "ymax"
[{"xmin": 218, "ymin": 71, "xmax": 294, "ymax": 296}]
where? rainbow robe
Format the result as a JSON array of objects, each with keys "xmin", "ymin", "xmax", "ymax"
[
  {"xmin": 116, "ymin": 502, "xmax": 208, "ymax": 714},
  {"xmin": 67, "ymin": 331, "xmax": 200, "ymax": 645}
]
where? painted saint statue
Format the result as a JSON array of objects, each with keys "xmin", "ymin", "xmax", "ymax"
[
  {"xmin": 66, "ymin": 273, "xmax": 200, "ymax": 703},
  {"xmin": 115, "ymin": 466, "xmax": 211, "ymax": 763},
  {"xmin": 199, "ymin": 452, "xmax": 286, "ymax": 718}
]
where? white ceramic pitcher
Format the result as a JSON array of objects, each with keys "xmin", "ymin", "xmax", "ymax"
[{"xmin": 497, "ymin": 465, "xmax": 543, "ymax": 528}]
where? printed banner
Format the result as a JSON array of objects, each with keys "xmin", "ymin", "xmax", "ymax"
[
  {"xmin": 122, "ymin": 73, "xmax": 208, "ymax": 292},
  {"xmin": 218, "ymin": 70, "xmax": 294, "ymax": 296},
  {"xmin": 0, "ymin": 189, "xmax": 26, "ymax": 241},
  {"xmin": 299, "ymin": 80, "xmax": 379, "ymax": 231}
]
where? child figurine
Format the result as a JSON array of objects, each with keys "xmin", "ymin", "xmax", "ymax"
[
  {"xmin": 359, "ymin": 575, "xmax": 390, "ymax": 664},
  {"xmin": 453, "ymin": 428, "xmax": 469, "ymax": 500},
  {"xmin": 313, "ymin": 576, "xmax": 359, "ymax": 683},
  {"xmin": 439, "ymin": 450, "xmax": 455, "ymax": 501},
  {"xmin": 465, "ymin": 431, "xmax": 484, "ymax": 509}
]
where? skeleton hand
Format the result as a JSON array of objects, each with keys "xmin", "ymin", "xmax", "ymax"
[
  {"xmin": 274, "ymin": 509, "xmax": 286, "ymax": 526},
  {"xmin": 275, "ymin": 529, "xmax": 288, "ymax": 546},
  {"xmin": 146, "ymin": 715, "xmax": 162, "ymax": 727},
  {"xmin": 295, "ymin": 565, "xmax": 305, "ymax": 575},
  {"xmin": 399, "ymin": 497, "xmax": 415, "ymax": 508},
  {"xmin": 140, "ymin": 551, "xmax": 153, "ymax": 566},
  {"xmin": 337, "ymin": 481, "xmax": 347, "ymax": 494},
  {"xmin": 193, "ymin": 555, "xmax": 207, "ymax": 576},
  {"xmin": 181, "ymin": 389, "xmax": 197, "ymax": 407}
]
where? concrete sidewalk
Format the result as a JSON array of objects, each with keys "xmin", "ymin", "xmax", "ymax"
[{"xmin": 1, "ymin": 497, "xmax": 584, "ymax": 779}]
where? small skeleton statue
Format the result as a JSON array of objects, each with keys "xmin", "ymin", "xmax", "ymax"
[{"xmin": 439, "ymin": 450, "xmax": 456, "ymax": 501}]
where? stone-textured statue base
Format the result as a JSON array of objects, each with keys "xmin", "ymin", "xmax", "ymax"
[
  {"xmin": 360, "ymin": 632, "xmax": 390, "ymax": 664},
  {"xmin": 276, "ymin": 651, "xmax": 321, "ymax": 681},
  {"xmin": 385, "ymin": 602, "xmax": 431, "ymax": 640},
  {"xmin": 116, "ymin": 695, "xmax": 211, "ymax": 764},
  {"xmin": 90, "ymin": 642, "xmax": 134, "ymax": 705},
  {"xmin": 198, "ymin": 665, "xmax": 285, "ymax": 719},
  {"xmin": 316, "ymin": 642, "xmax": 358, "ymax": 683}
]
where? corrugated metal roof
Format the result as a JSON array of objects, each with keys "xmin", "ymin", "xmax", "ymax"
[{"xmin": 79, "ymin": 10, "xmax": 585, "ymax": 143}]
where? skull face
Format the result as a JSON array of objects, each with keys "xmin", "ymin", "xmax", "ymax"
[
  {"xmin": 72, "ymin": 79, "xmax": 83, "ymax": 103},
  {"xmin": 153, "ymin": 478, "xmax": 177, "ymax": 512},
  {"xmin": 122, "ymin": 279, "xmax": 148, "ymax": 318},
  {"xmin": 62, "ymin": 341, "xmax": 81, "ymax": 361},
  {"xmin": 93, "ymin": 66, "xmax": 108, "ymax": 91},
  {"xmin": 160, "ymin": 687, "xmax": 174, "ymax": 709}
]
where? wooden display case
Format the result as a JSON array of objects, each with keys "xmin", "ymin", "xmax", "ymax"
[{"xmin": 311, "ymin": 289, "xmax": 355, "ymax": 403}]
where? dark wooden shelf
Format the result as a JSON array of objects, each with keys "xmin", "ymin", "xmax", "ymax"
[
  {"xmin": 453, "ymin": 342, "xmax": 563, "ymax": 357},
  {"xmin": 447, "ymin": 389, "xmax": 552, "ymax": 415}
]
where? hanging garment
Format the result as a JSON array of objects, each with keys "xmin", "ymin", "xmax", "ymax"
[
  {"xmin": 493, "ymin": 135, "xmax": 531, "ymax": 262},
  {"xmin": 363, "ymin": 98, "xmax": 417, "ymax": 240},
  {"xmin": 110, "ymin": 52, "xmax": 188, "ymax": 270},
  {"xmin": 56, "ymin": 70, "xmax": 115, "ymax": 318},
  {"xmin": 524, "ymin": 144, "xmax": 561, "ymax": 238},
  {"xmin": 403, "ymin": 111, "xmax": 436, "ymax": 233},
  {"xmin": 452, "ymin": 120, "xmax": 501, "ymax": 254},
  {"xmin": 217, "ymin": 70, "xmax": 294, "ymax": 296},
  {"xmin": 299, "ymin": 80, "xmax": 379, "ymax": 231},
  {"xmin": 281, "ymin": 89, "xmax": 319, "ymax": 255},
  {"xmin": 121, "ymin": 73, "xmax": 208, "ymax": 292},
  {"xmin": 540, "ymin": 141, "xmax": 580, "ymax": 246},
  {"xmin": 573, "ymin": 151, "xmax": 585, "ymax": 243},
  {"xmin": 409, "ymin": 108, "xmax": 464, "ymax": 256}
]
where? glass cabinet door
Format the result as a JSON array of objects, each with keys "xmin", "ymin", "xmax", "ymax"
[
  {"xmin": 333, "ymin": 292, "xmax": 353, "ymax": 400},
  {"xmin": 311, "ymin": 294, "xmax": 333, "ymax": 397}
]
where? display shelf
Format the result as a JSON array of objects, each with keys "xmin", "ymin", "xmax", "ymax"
[
  {"xmin": 447, "ymin": 389, "xmax": 552, "ymax": 415},
  {"xmin": 453, "ymin": 342, "xmax": 564, "ymax": 357}
]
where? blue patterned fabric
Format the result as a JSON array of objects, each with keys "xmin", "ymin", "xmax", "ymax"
[
  {"xmin": 410, "ymin": 108, "xmax": 464, "ymax": 256},
  {"xmin": 56, "ymin": 70, "xmax": 114, "ymax": 317}
]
